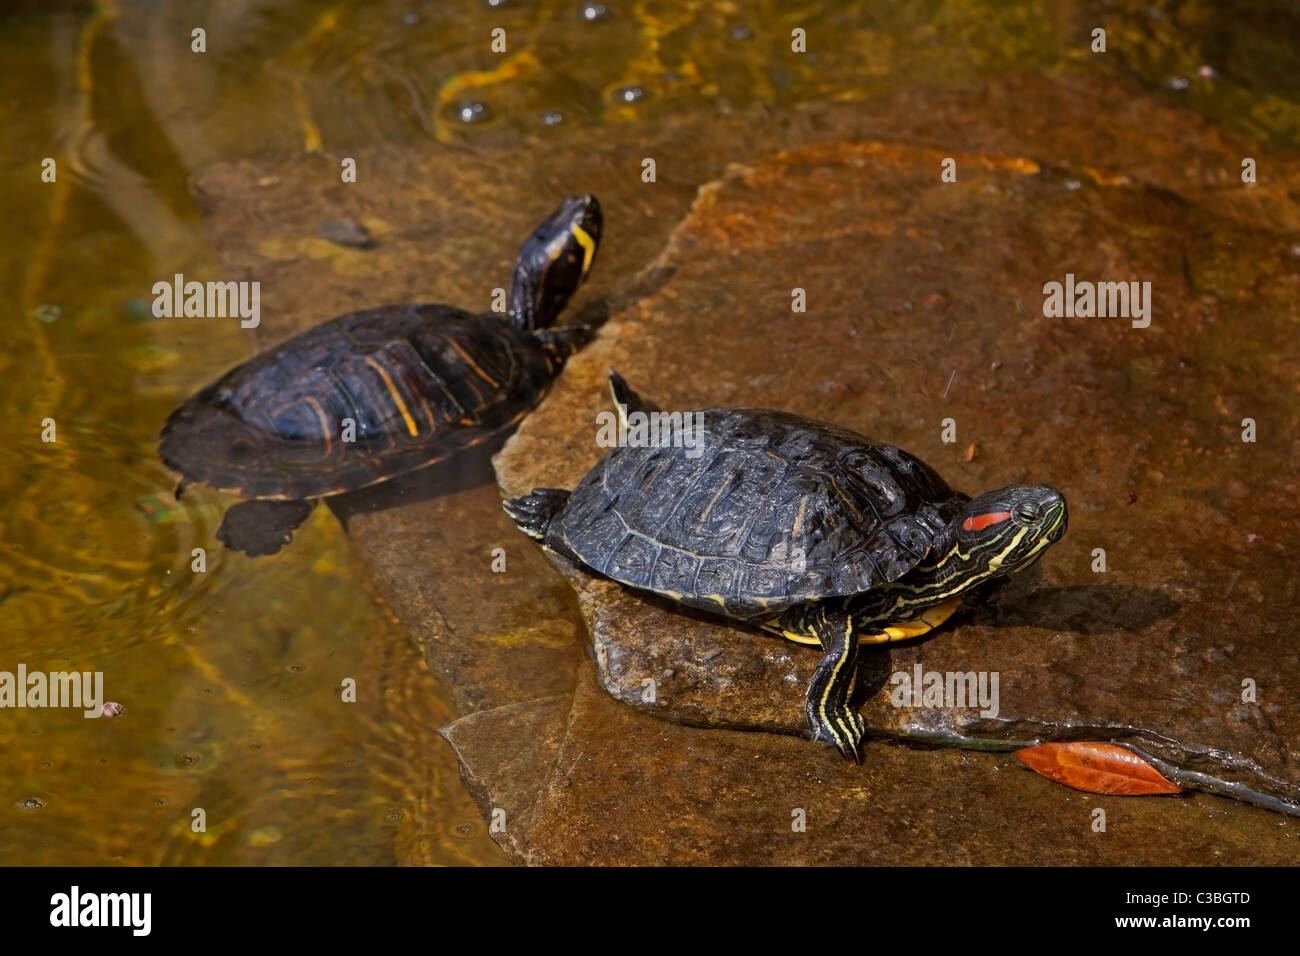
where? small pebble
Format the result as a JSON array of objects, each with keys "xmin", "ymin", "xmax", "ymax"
[
  {"xmin": 124, "ymin": 298, "xmax": 155, "ymax": 322},
  {"xmin": 319, "ymin": 219, "xmax": 376, "ymax": 249},
  {"xmin": 101, "ymin": 701, "xmax": 125, "ymax": 718}
]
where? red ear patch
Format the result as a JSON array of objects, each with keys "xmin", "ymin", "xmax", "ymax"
[{"xmin": 962, "ymin": 511, "xmax": 1011, "ymax": 532}]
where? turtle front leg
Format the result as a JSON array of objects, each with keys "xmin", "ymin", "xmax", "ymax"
[
  {"xmin": 217, "ymin": 499, "xmax": 315, "ymax": 557},
  {"xmin": 800, "ymin": 606, "xmax": 866, "ymax": 762}
]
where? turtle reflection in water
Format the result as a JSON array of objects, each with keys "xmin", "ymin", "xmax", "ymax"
[
  {"xmin": 159, "ymin": 195, "xmax": 602, "ymax": 556},
  {"xmin": 506, "ymin": 372, "xmax": 1067, "ymax": 761}
]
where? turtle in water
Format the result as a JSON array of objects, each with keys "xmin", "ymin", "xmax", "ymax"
[
  {"xmin": 160, "ymin": 194, "xmax": 602, "ymax": 556},
  {"xmin": 504, "ymin": 371, "xmax": 1067, "ymax": 761}
]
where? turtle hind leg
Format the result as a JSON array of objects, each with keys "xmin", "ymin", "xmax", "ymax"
[
  {"xmin": 217, "ymin": 499, "xmax": 315, "ymax": 557},
  {"xmin": 502, "ymin": 488, "xmax": 569, "ymax": 541},
  {"xmin": 802, "ymin": 607, "xmax": 866, "ymax": 762}
]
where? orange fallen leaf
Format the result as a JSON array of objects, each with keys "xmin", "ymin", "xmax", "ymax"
[{"xmin": 1015, "ymin": 742, "xmax": 1180, "ymax": 795}]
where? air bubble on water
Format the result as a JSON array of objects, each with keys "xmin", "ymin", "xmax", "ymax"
[
  {"xmin": 541, "ymin": 110, "xmax": 564, "ymax": 126},
  {"xmin": 615, "ymin": 85, "xmax": 645, "ymax": 104},
  {"xmin": 579, "ymin": 3, "xmax": 608, "ymax": 22},
  {"xmin": 455, "ymin": 101, "xmax": 491, "ymax": 125}
]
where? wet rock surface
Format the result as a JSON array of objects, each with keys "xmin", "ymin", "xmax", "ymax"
[
  {"xmin": 193, "ymin": 71, "xmax": 1300, "ymax": 861},
  {"xmin": 443, "ymin": 665, "xmax": 1299, "ymax": 865},
  {"xmin": 497, "ymin": 138, "xmax": 1300, "ymax": 808}
]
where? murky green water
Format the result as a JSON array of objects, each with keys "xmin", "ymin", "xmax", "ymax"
[{"xmin": 2, "ymin": 0, "xmax": 1297, "ymax": 865}]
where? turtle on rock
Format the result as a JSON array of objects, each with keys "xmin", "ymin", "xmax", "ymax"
[
  {"xmin": 160, "ymin": 195, "xmax": 602, "ymax": 556},
  {"xmin": 504, "ymin": 371, "xmax": 1067, "ymax": 762}
]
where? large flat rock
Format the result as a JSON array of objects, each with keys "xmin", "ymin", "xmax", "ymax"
[
  {"xmin": 191, "ymin": 71, "xmax": 1300, "ymax": 860},
  {"xmin": 496, "ymin": 140, "xmax": 1300, "ymax": 811},
  {"xmin": 192, "ymin": 70, "xmax": 1300, "ymax": 728}
]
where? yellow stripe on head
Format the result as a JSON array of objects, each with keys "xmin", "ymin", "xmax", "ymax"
[{"xmin": 572, "ymin": 224, "xmax": 596, "ymax": 276}]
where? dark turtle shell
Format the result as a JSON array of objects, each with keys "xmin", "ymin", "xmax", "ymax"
[
  {"xmin": 159, "ymin": 304, "xmax": 566, "ymax": 499},
  {"xmin": 552, "ymin": 409, "xmax": 969, "ymax": 618}
]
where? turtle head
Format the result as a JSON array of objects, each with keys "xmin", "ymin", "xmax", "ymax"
[
  {"xmin": 508, "ymin": 194, "xmax": 602, "ymax": 331},
  {"xmin": 946, "ymin": 484, "xmax": 1068, "ymax": 583}
]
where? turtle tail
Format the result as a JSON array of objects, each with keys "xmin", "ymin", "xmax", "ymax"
[{"xmin": 503, "ymin": 488, "xmax": 570, "ymax": 541}]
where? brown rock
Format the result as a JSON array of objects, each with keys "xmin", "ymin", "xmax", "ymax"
[
  {"xmin": 446, "ymin": 666, "xmax": 1300, "ymax": 865},
  {"xmin": 191, "ymin": 71, "xmax": 1300, "ymax": 861},
  {"xmin": 439, "ymin": 694, "xmax": 571, "ymax": 861},
  {"xmin": 497, "ymin": 138, "xmax": 1300, "ymax": 811}
]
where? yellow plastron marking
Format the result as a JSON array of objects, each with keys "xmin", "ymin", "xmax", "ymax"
[
  {"xmin": 860, "ymin": 595, "xmax": 964, "ymax": 645},
  {"xmin": 364, "ymin": 357, "xmax": 419, "ymax": 437},
  {"xmin": 572, "ymin": 224, "xmax": 597, "ymax": 276},
  {"xmin": 781, "ymin": 629, "xmax": 821, "ymax": 647}
]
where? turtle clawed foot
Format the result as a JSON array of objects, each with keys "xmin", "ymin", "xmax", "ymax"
[
  {"xmin": 812, "ymin": 708, "xmax": 866, "ymax": 764},
  {"xmin": 217, "ymin": 499, "xmax": 315, "ymax": 557}
]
